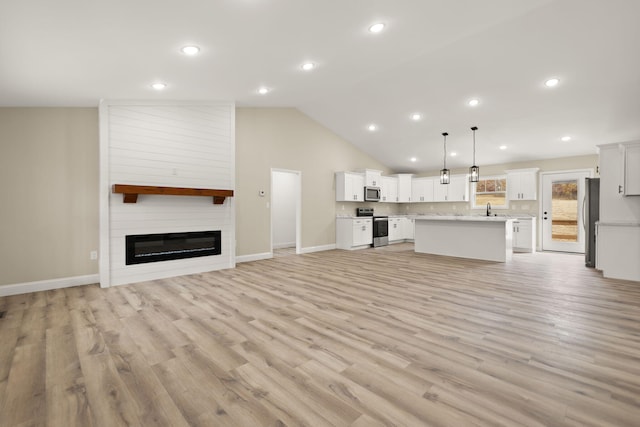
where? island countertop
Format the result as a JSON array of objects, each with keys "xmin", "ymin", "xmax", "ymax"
[{"xmin": 414, "ymin": 215, "xmax": 511, "ymax": 222}]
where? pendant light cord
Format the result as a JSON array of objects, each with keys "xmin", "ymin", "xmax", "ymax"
[
  {"xmin": 472, "ymin": 128, "xmax": 476, "ymax": 165},
  {"xmin": 442, "ymin": 132, "xmax": 448, "ymax": 168}
]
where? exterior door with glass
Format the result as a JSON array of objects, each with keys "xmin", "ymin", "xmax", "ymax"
[{"xmin": 541, "ymin": 171, "xmax": 591, "ymax": 253}]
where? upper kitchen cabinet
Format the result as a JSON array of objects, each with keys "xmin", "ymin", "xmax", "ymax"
[
  {"xmin": 448, "ymin": 174, "xmax": 470, "ymax": 202},
  {"xmin": 393, "ymin": 174, "xmax": 413, "ymax": 203},
  {"xmin": 434, "ymin": 174, "xmax": 469, "ymax": 202},
  {"xmin": 358, "ymin": 169, "xmax": 383, "ymax": 188},
  {"xmin": 411, "ymin": 177, "xmax": 435, "ymax": 203},
  {"xmin": 380, "ymin": 175, "xmax": 398, "ymax": 203},
  {"xmin": 506, "ymin": 168, "xmax": 539, "ymax": 200},
  {"xmin": 336, "ymin": 171, "xmax": 365, "ymax": 202},
  {"xmin": 620, "ymin": 142, "xmax": 640, "ymax": 196}
]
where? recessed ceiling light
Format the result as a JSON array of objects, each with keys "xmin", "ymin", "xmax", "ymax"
[
  {"xmin": 301, "ymin": 62, "xmax": 316, "ymax": 71},
  {"xmin": 410, "ymin": 113, "xmax": 422, "ymax": 121},
  {"xmin": 181, "ymin": 45, "xmax": 200, "ymax": 55},
  {"xmin": 450, "ymin": 152, "xmax": 457, "ymax": 157},
  {"xmin": 410, "ymin": 157, "xmax": 417, "ymax": 162},
  {"xmin": 368, "ymin": 23, "xmax": 385, "ymax": 33},
  {"xmin": 545, "ymin": 78, "xmax": 560, "ymax": 87},
  {"xmin": 367, "ymin": 124, "xmax": 378, "ymax": 132},
  {"xmin": 257, "ymin": 87, "xmax": 270, "ymax": 95},
  {"xmin": 561, "ymin": 136, "xmax": 572, "ymax": 142},
  {"xmin": 151, "ymin": 82, "xmax": 167, "ymax": 90},
  {"xmin": 468, "ymin": 98, "xmax": 480, "ymax": 107},
  {"xmin": 499, "ymin": 145, "xmax": 507, "ymax": 150}
]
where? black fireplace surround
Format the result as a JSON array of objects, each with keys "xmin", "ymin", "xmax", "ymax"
[{"xmin": 125, "ymin": 230, "xmax": 221, "ymax": 265}]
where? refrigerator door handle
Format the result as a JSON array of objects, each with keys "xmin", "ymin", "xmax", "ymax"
[{"xmin": 582, "ymin": 195, "xmax": 587, "ymax": 232}]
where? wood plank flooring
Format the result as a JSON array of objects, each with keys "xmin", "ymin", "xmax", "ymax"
[{"xmin": 1, "ymin": 243, "xmax": 640, "ymax": 426}]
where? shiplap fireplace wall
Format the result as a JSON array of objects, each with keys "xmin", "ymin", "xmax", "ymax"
[{"xmin": 99, "ymin": 101, "xmax": 235, "ymax": 287}]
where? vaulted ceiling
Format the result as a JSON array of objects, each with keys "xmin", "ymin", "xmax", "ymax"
[{"xmin": 1, "ymin": 0, "xmax": 639, "ymax": 172}]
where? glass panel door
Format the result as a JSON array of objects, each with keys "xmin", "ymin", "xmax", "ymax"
[
  {"xmin": 542, "ymin": 171, "xmax": 590, "ymax": 252},
  {"xmin": 552, "ymin": 180, "xmax": 578, "ymax": 242}
]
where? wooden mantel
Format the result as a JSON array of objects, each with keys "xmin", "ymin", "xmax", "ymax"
[{"xmin": 112, "ymin": 184, "xmax": 234, "ymax": 204}]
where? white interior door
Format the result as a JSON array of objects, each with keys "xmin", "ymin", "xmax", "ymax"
[
  {"xmin": 271, "ymin": 169, "xmax": 301, "ymax": 254},
  {"xmin": 541, "ymin": 171, "xmax": 590, "ymax": 253}
]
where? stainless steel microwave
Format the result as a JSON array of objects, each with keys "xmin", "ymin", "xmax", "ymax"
[{"xmin": 364, "ymin": 186, "xmax": 381, "ymax": 202}]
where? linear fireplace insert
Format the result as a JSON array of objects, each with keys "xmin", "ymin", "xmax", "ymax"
[{"xmin": 125, "ymin": 230, "xmax": 221, "ymax": 265}]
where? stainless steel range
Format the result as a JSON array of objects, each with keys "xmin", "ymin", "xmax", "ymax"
[{"xmin": 356, "ymin": 208, "xmax": 388, "ymax": 247}]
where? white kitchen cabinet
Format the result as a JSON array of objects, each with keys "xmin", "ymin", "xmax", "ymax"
[
  {"xmin": 388, "ymin": 217, "xmax": 414, "ymax": 242},
  {"xmin": 620, "ymin": 142, "xmax": 640, "ymax": 196},
  {"xmin": 434, "ymin": 180, "xmax": 448, "ymax": 202},
  {"xmin": 388, "ymin": 217, "xmax": 403, "ymax": 242},
  {"xmin": 358, "ymin": 169, "xmax": 383, "ymax": 188},
  {"xmin": 448, "ymin": 175, "xmax": 470, "ymax": 202},
  {"xmin": 512, "ymin": 217, "xmax": 536, "ymax": 253},
  {"xmin": 433, "ymin": 174, "xmax": 469, "ymax": 202},
  {"xmin": 403, "ymin": 217, "xmax": 415, "ymax": 240},
  {"xmin": 336, "ymin": 217, "xmax": 372, "ymax": 249},
  {"xmin": 595, "ymin": 143, "xmax": 640, "ymax": 281},
  {"xmin": 335, "ymin": 172, "xmax": 365, "ymax": 202},
  {"xmin": 411, "ymin": 177, "xmax": 435, "ymax": 203},
  {"xmin": 380, "ymin": 176, "xmax": 398, "ymax": 203},
  {"xmin": 393, "ymin": 174, "xmax": 413, "ymax": 203},
  {"xmin": 506, "ymin": 168, "xmax": 539, "ymax": 200}
]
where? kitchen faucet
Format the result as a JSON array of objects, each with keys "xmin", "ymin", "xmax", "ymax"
[{"xmin": 486, "ymin": 202, "xmax": 492, "ymax": 216}]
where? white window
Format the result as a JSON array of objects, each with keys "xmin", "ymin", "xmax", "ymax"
[{"xmin": 472, "ymin": 175, "xmax": 509, "ymax": 209}]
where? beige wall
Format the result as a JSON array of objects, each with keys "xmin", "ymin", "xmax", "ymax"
[
  {"xmin": 235, "ymin": 108, "xmax": 391, "ymax": 256},
  {"xmin": 0, "ymin": 108, "xmax": 99, "ymax": 286}
]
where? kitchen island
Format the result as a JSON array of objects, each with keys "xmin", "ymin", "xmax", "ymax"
[{"xmin": 414, "ymin": 216, "xmax": 514, "ymax": 262}]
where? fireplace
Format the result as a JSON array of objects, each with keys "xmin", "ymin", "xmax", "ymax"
[{"xmin": 125, "ymin": 230, "xmax": 221, "ymax": 265}]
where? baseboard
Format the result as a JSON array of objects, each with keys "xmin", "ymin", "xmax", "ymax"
[
  {"xmin": 300, "ymin": 244, "xmax": 336, "ymax": 254},
  {"xmin": 273, "ymin": 242, "xmax": 296, "ymax": 249},
  {"xmin": 0, "ymin": 274, "xmax": 100, "ymax": 297},
  {"xmin": 236, "ymin": 252, "xmax": 273, "ymax": 263},
  {"xmin": 235, "ymin": 245, "xmax": 335, "ymax": 262}
]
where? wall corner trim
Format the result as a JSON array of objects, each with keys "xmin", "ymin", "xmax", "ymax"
[{"xmin": 0, "ymin": 274, "xmax": 100, "ymax": 297}]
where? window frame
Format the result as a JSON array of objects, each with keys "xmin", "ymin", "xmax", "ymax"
[{"xmin": 471, "ymin": 174, "xmax": 510, "ymax": 210}]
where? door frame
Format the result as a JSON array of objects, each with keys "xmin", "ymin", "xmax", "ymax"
[
  {"xmin": 270, "ymin": 168, "xmax": 302, "ymax": 255},
  {"xmin": 539, "ymin": 168, "xmax": 594, "ymax": 252}
]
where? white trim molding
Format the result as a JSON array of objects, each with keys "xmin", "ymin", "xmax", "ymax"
[
  {"xmin": 236, "ymin": 252, "xmax": 273, "ymax": 263},
  {"xmin": 0, "ymin": 274, "xmax": 100, "ymax": 297},
  {"xmin": 235, "ymin": 244, "xmax": 335, "ymax": 264},
  {"xmin": 300, "ymin": 244, "xmax": 336, "ymax": 254}
]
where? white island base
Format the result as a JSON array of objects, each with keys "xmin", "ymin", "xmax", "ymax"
[{"xmin": 414, "ymin": 216, "xmax": 514, "ymax": 262}]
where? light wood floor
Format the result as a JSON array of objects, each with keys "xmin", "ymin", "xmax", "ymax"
[{"xmin": 1, "ymin": 244, "xmax": 640, "ymax": 426}]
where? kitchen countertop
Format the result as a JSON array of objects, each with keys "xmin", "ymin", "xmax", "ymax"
[
  {"xmin": 337, "ymin": 213, "xmax": 534, "ymax": 220},
  {"xmin": 414, "ymin": 215, "xmax": 512, "ymax": 222},
  {"xmin": 596, "ymin": 221, "xmax": 640, "ymax": 227}
]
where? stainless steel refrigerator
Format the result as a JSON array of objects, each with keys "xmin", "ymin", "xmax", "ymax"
[{"xmin": 584, "ymin": 177, "xmax": 600, "ymax": 267}]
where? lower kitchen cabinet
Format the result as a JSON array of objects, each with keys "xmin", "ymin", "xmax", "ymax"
[
  {"xmin": 388, "ymin": 218, "xmax": 403, "ymax": 242},
  {"xmin": 404, "ymin": 217, "xmax": 415, "ymax": 240},
  {"xmin": 336, "ymin": 218, "xmax": 372, "ymax": 250},
  {"xmin": 512, "ymin": 217, "xmax": 536, "ymax": 252},
  {"xmin": 389, "ymin": 217, "xmax": 414, "ymax": 243}
]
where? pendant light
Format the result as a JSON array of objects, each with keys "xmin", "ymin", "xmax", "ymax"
[
  {"xmin": 440, "ymin": 132, "xmax": 450, "ymax": 184},
  {"xmin": 469, "ymin": 126, "xmax": 479, "ymax": 182}
]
